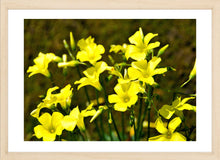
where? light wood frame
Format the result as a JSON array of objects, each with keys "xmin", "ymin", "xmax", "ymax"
[{"xmin": 1, "ymin": 0, "xmax": 219, "ymax": 160}]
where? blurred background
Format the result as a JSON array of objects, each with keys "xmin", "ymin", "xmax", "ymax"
[{"xmin": 24, "ymin": 19, "xmax": 196, "ymax": 141}]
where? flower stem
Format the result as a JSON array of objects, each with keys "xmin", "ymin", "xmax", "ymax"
[
  {"xmin": 131, "ymin": 107, "xmax": 137, "ymax": 141},
  {"xmin": 101, "ymin": 78, "xmax": 121, "ymax": 141},
  {"xmin": 121, "ymin": 112, "xmax": 125, "ymax": 140},
  {"xmin": 139, "ymin": 86, "xmax": 153, "ymax": 140},
  {"xmin": 111, "ymin": 111, "xmax": 121, "ymax": 141},
  {"xmin": 96, "ymin": 89, "xmax": 105, "ymax": 140},
  {"xmin": 137, "ymin": 94, "xmax": 143, "ymax": 140},
  {"xmin": 108, "ymin": 110, "xmax": 113, "ymax": 141},
  {"xmin": 147, "ymin": 104, "xmax": 151, "ymax": 141},
  {"xmin": 147, "ymin": 86, "xmax": 153, "ymax": 141}
]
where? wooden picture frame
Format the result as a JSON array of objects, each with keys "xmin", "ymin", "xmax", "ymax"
[{"xmin": 1, "ymin": 0, "xmax": 219, "ymax": 160}]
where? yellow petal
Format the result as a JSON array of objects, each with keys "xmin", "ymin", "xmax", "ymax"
[
  {"xmin": 144, "ymin": 33, "xmax": 158, "ymax": 46},
  {"xmin": 147, "ymin": 41, "xmax": 160, "ymax": 50},
  {"xmin": 131, "ymin": 60, "xmax": 148, "ymax": 71},
  {"xmin": 114, "ymin": 83, "xmax": 125, "ymax": 96},
  {"xmin": 168, "ymin": 117, "xmax": 182, "ymax": 133},
  {"xmin": 155, "ymin": 117, "xmax": 168, "ymax": 134},
  {"xmin": 38, "ymin": 113, "xmax": 52, "ymax": 130},
  {"xmin": 34, "ymin": 125, "xmax": 47, "ymax": 139},
  {"xmin": 76, "ymin": 50, "xmax": 89, "ymax": 62},
  {"xmin": 76, "ymin": 113, "xmax": 85, "ymax": 131},
  {"xmin": 77, "ymin": 36, "xmax": 94, "ymax": 50},
  {"xmin": 153, "ymin": 68, "xmax": 167, "ymax": 75},
  {"xmin": 128, "ymin": 49, "xmax": 147, "ymax": 61},
  {"xmin": 128, "ymin": 82, "xmax": 141, "ymax": 95},
  {"xmin": 148, "ymin": 135, "xmax": 168, "ymax": 141},
  {"xmin": 170, "ymin": 132, "xmax": 186, "ymax": 141},
  {"xmin": 177, "ymin": 104, "xmax": 196, "ymax": 112},
  {"xmin": 128, "ymin": 67, "xmax": 141, "ymax": 80},
  {"xmin": 75, "ymin": 77, "xmax": 102, "ymax": 91},
  {"xmin": 148, "ymin": 57, "xmax": 161, "ymax": 71},
  {"xmin": 180, "ymin": 97, "xmax": 195, "ymax": 105},
  {"xmin": 159, "ymin": 105, "xmax": 175, "ymax": 119},
  {"xmin": 95, "ymin": 61, "xmax": 109, "ymax": 74},
  {"xmin": 128, "ymin": 28, "xmax": 144, "ymax": 46},
  {"xmin": 51, "ymin": 112, "xmax": 64, "ymax": 132},
  {"xmin": 61, "ymin": 116, "xmax": 77, "ymax": 131},
  {"xmin": 34, "ymin": 125, "xmax": 56, "ymax": 141},
  {"xmin": 108, "ymin": 94, "xmax": 121, "ymax": 103},
  {"xmin": 42, "ymin": 132, "xmax": 56, "ymax": 141},
  {"xmin": 114, "ymin": 103, "xmax": 128, "ymax": 112}
]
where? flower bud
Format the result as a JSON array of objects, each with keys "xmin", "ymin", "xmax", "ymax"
[
  {"xmin": 157, "ymin": 44, "xmax": 169, "ymax": 57},
  {"xmin": 70, "ymin": 32, "xmax": 76, "ymax": 51}
]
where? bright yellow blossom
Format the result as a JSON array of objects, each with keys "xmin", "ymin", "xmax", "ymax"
[
  {"xmin": 34, "ymin": 112, "xmax": 64, "ymax": 141},
  {"xmin": 43, "ymin": 84, "xmax": 73, "ymax": 110},
  {"xmin": 128, "ymin": 56, "xmax": 167, "ymax": 85},
  {"xmin": 61, "ymin": 103, "xmax": 96, "ymax": 131},
  {"xmin": 125, "ymin": 27, "xmax": 160, "ymax": 61},
  {"xmin": 149, "ymin": 117, "xmax": 186, "ymax": 141},
  {"xmin": 74, "ymin": 61, "xmax": 113, "ymax": 91},
  {"xmin": 159, "ymin": 97, "xmax": 196, "ymax": 119},
  {"xmin": 109, "ymin": 43, "xmax": 127, "ymax": 54},
  {"xmin": 27, "ymin": 52, "xmax": 61, "ymax": 77},
  {"xmin": 76, "ymin": 36, "xmax": 105, "ymax": 65},
  {"xmin": 108, "ymin": 81, "xmax": 141, "ymax": 112}
]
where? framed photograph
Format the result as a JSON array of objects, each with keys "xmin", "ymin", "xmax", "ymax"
[{"xmin": 1, "ymin": 0, "xmax": 219, "ymax": 160}]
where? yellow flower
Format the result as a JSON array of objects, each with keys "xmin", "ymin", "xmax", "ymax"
[
  {"xmin": 27, "ymin": 52, "xmax": 61, "ymax": 77},
  {"xmin": 61, "ymin": 104, "xmax": 96, "ymax": 131},
  {"xmin": 128, "ymin": 57, "xmax": 167, "ymax": 85},
  {"xmin": 125, "ymin": 27, "xmax": 160, "ymax": 61},
  {"xmin": 159, "ymin": 97, "xmax": 196, "ymax": 119},
  {"xmin": 74, "ymin": 61, "xmax": 113, "ymax": 91},
  {"xmin": 149, "ymin": 117, "xmax": 186, "ymax": 141},
  {"xmin": 108, "ymin": 81, "xmax": 140, "ymax": 112},
  {"xmin": 34, "ymin": 112, "xmax": 64, "ymax": 141},
  {"xmin": 43, "ymin": 84, "xmax": 73, "ymax": 110},
  {"xmin": 109, "ymin": 43, "xmax": 127, "ymax": 54},
  {"xmin": 76, "ymin": 36, "xmax": 105, "ymax": 65}
]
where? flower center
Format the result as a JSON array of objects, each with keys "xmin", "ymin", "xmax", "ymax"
[
  {"xmin": 123, "ymin": 96, "xmax": 130, "ymax": 103},
  {"xmin": 50, "ymin": 129, "xmax": 55, "ymax": 133}
]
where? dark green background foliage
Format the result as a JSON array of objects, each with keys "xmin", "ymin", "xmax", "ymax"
[{"xmin": 24, "ymin": 19, "xmax": 196, "ymax": 141}]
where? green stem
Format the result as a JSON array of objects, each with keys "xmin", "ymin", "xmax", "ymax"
[
  {"xmin": 131, "ymin": 107, "xmax": 137, "ymax": 141},
  {"xmin": 79, "ymin": 131, "xmax": 85, "ymax": 141},
  {"xmin": 96, "ymin": 89, "xmax": 105, "ymax": 140},
  {"xmin": 101, "ymin": 78, "xmax": 121, "ymax": 141},
  {"xmin": 108, "ymin": 110, "xmax": 113, "ymax": 141},
  {"xmin": 82, "ymin": 130, "xmax": 88, "ymax": 141},
  {"xmin": 121, "ymin": 112, "xmax": 125, "ymax": 141},
  {"xmin": 49, "ymin": 74, "xmax": 56, "ymax": 87},
  {"xmin": 111, "ymin": 112, "xmax": 121, "ymax": 141},
  {"xmin": 139, "ymin": 86, "xmax": 153, "ymax": 140},
  {"xmin": 137, "ymin": 94, "xmax": 143, "ymax": 140},
  {"xmin": 147, "ymin": 103, "xmax": 151, "ymax": 141}
]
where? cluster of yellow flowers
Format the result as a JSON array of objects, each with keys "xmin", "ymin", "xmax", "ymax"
[{"xmin": 27, "ymin": 28, "xmax": 196, "ymax": 141}]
